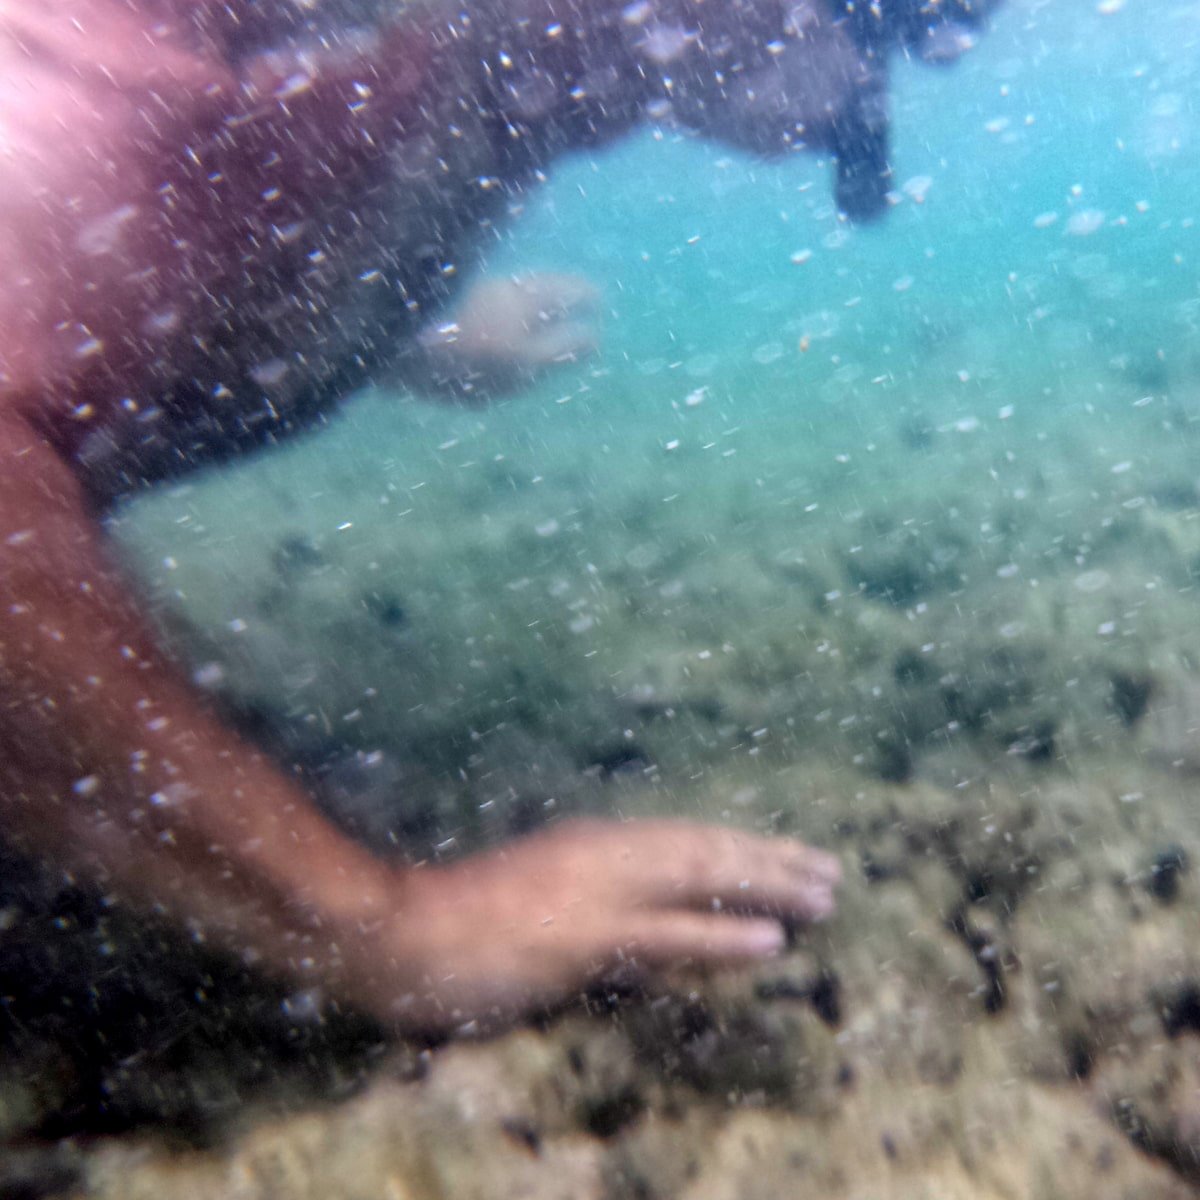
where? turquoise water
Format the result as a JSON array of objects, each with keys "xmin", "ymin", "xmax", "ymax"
[
  {"xmin": 457, "ymin": 0, "xmax": 1189, "ymax": 475},
  {"xmin": 501, "ymin": 0, "xmax": 1198, "ymax": 392}
]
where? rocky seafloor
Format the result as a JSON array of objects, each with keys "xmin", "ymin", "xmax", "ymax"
[{"xmin": 8, "ymin": 334, "xmax": 1200, "ymax": 1198}]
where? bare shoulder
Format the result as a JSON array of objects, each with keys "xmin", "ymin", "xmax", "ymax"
[
  {"xmin": 0, "ymin": 5, "xmax": 233, "ymax": 434},
  {"xmin": 0, "ymin": 13, "xmax": 173, "ymax": 276}
]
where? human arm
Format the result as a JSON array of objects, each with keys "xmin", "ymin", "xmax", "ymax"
[
  {"xmin": 410, "ymin": 272, "xmax": 603, "ymax": 401},
  {"xmin": 0, "ymin": 406, "xmax": 839, "ymax": 1032},
  {"xmin": 0, "ymin": 406, "xmax": 400, "ymax": 988}
]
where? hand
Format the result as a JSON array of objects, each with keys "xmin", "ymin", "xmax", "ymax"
[
  {"xmin": 416, "ymin": 272, "xmax": 601, "ymax": 398},
  {"xmin": 343, "ymin": 818, "xmax": 840, "ymax": 1032}
]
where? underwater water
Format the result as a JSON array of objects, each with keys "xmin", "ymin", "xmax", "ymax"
[{"xmin": 18, "ymin": 0, "xmax": 1200, "ymax": 1195}]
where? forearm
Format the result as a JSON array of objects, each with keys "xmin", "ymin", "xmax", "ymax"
[{"xmin": 0, "ymin": 411, "xmax": 394, "ymax": 976}]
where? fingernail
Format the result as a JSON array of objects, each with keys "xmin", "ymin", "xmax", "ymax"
[
  {"xmin": 801, "ymin": 885, "xmax": 835, "ymax": 922},
  {"xmin": 807, "ymin": 852, "xmax": 843, "ymax": 884},
  {"xmin": 746, "ymin": 922, "xmax": 786, "ymax": 956}
]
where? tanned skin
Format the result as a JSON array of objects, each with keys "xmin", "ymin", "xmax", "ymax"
[{"xmin": 0, "ymin": 0, "xmax": 844, "ymax": 1032}]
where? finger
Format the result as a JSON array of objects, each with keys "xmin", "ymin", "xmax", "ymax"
[
  {"xmin": 514, "ymin": 273, "xmax": 600, "ymax": 316},
  {"xmin": 519, "ymin": 321, "xmax": 600, "ymax": 366},
  {"xmin": 614, "ymin": 912, "xmax": 787, "ymax": 966},
  {"xmin": 624, "ymin": 823, "xmax": 840, "ymax": 920}
]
